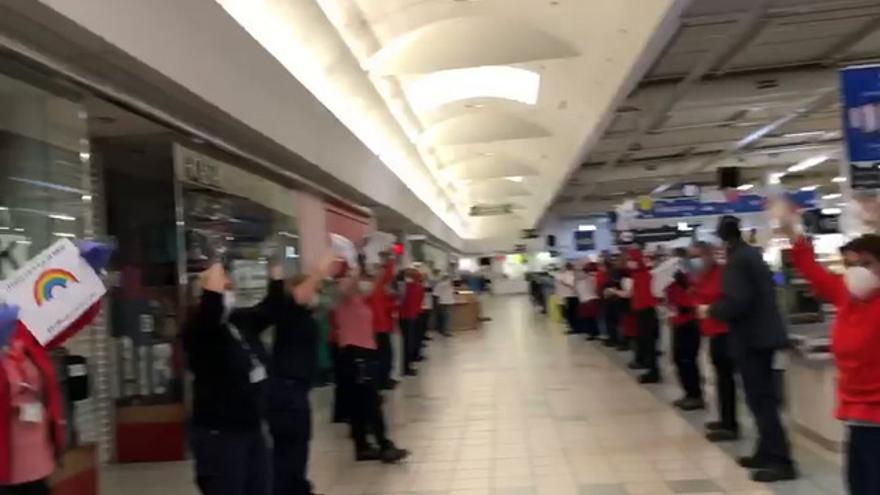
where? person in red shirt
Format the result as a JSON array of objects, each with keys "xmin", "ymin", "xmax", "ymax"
[
  {"xmin": 785, "ymin": 228, "xmax": 880, "ymax": 495},
  {"xmin": 399, "ymin": 269, "xmax": 424, "ymax": 377},
  {"xmin": 690, "ymin": 241, "xmax": 739, "ymax": 442},
  {"xmin": 627, "ymin": 248, "xmax": 662, "ymax": 384},
  {"xmin": 368, "ymin": 253, "xmax": 398, "ymax": 390},
  {"xmin": 665, "ymin": 253, "xmax": 704, "ymax": 411}
]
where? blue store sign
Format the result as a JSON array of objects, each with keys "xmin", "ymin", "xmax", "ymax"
[
  {"xmin": 841, "ymin": 65, "xmax": 880, "ymax": 189},
  {"xmin": 636, "ymin": 191, "xmax": 817, "ymax": 220}
]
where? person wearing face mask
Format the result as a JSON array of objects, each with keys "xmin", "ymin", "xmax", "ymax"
[
  {"xmin": 701, "ymin": 215, "xmax": 795, "ymax": 483},
  {"xmin": 254, "ymin": 252, "xmax": 337, "ymax": 495},
  {"xmin": 0, "ymin": 242, "xmax": 112, "ymax": 495},
  {"xmin": 666, "ymin": 251, "xmax": 704, "ymax": 411},
  {"xmin": 784, "ymin": 227, "xmax": 880, "ymax": 495},
  {"xmin": 183, "ymin": 262, "xmax": 283, "ymax": 495},
  {"xmin": 628, "ymin": 248, "xmax": 662, "ymax": 384},
  {"xmin": 333, "ymin": 265, "xmax": 409, "ymax": 463},
  {"xmin": 690, "ymin": 242, "xmax": 739, "ymax": 443}
]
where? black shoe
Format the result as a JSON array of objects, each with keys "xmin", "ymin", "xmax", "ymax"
[
  {"xmin": 751, "ymin": 465, "xmax": 798, "ymax": 483},
  {"xmin": 706, "ymin": 429, "xmax": 740, "ymax": 443},
  {"xmin": 403, "ymin": 369, "xmax": 418, "ymax": 377},
  {"xmin": 585, "ymin": 335, "xmax": 598, "ymax": 341},
  {"xmin": 616, "ymin": 344, "xmax": 629, "ymax": 352},
  {"xmin": 424, "ymin": 335, "xmax": 433, "ymax": 341},
  {"xmin": 565, "ymin": 330, "xmax": 581, "ymax": 335},
  {"xmin": 380, "ymin": 444, "xmax": 410, "ymax": 464},
  {"xmin": 441, "ymin": 332, "xmax": 453, "ymax": 337},
  {"xmin": 628, "ymin": 361, "xmax": 646, "ymax": 370},
  {"xmin": 738, "ymin": 456, "xmax": 770, "ymax": 469},
  {"xmin": 602, "ymin": 340, "xmax": 616, "ymax": 347},
  {"xmin": 356, "ymin": 447, "xmax": 382, "ymax": 461},
  {"xmin": 638, "ymin": 372, "xmax": 661, "ymax": 384},
  {"xmin": 677, "ymin": 397, "xmax": 705, "ymax": 411},
  {"xmin": 414, "ymin": 355, "xmax": 426, "ymax": 362},
  {"xmin": 380, "ymin": 379, "xmax": 399, "ymax": 390}
]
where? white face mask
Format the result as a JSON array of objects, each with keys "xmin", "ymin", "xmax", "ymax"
[
  {"xmin": 690, "ymin": 258, "xmax": 705, "ymax": 273},
  {"xmin": 844, "ymin": 266, "xmax": 880, "ymax": 300}
]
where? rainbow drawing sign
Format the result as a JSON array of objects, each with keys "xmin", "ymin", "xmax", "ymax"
[{"xmin": 0, "ymin": 239, "xmax": 105, "ymax": 345}]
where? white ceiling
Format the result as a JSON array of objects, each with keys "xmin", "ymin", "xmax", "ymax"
[
  {"xmin": 321, "ymin": 0, "xmax": 687, "ymax": 239},
  {"xmin": 218, "ymin": 0, "xmax": 684, "ymax": 240},
  {"xmin": 553, "ymin": 0, "xmax": 880, "ymax": 219}
]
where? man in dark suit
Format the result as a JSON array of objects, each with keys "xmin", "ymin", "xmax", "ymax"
[{"xmin": 701, "ymin": 215, "xmax": 797, "ymax": 483}]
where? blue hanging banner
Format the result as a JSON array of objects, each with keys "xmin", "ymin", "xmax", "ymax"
[
  {"xmin": 636, "ymin": 191, "xmax": 817, "ymax": 220},
  {"xmin": 841, "ymin": 65, "xmax": 880, "ymax": 189}
]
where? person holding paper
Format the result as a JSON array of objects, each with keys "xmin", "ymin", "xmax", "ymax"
[
  {"xmin": 183, "ymin": 262, "xmax": 280, "ymax": 495},
  {"xmin": 0, "ymin": 241, "xmax": 111, "ymax": 495},
  {"xmin": 781, "ymin": 223, "xmax": 880, "ymax": 494},
  {"xmin": 332, "ymin": 264, "xmax": 409, "ymax": 463}
]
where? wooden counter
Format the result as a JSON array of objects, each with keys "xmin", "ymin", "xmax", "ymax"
[{"xmin": 451, "ymin": 292, "xmax": 481, "ymax": 332}]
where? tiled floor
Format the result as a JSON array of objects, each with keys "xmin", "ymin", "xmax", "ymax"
[{"xmin": 101, "ymin": 296, "xmax": 845, "ymax": 495}]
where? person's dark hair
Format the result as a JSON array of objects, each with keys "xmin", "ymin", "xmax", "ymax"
[
  {"xmin": 673, "ymin": 247, "xmax": 688, "ymax": 258},
  {"xmin": 716, "ymin": 215, "xmax": 742, "ymax": 242},
  {"xmin": 845, "ymin": 234, "xmax": 880, "ymax": 260}
]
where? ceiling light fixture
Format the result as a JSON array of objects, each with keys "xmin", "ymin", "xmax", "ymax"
[
  {"xmin": 578, "ymin": 224, "xmax": 597, "ymax": 232},
  {"xmin": 53, "ymin": 232, "xmax": 76, "ymax": 238},
  {"xmin": 406, "ymin": 65, "xmax": 541, "ymax": 112},
  {"xmin": 821, "ymin": 207, "xmax": 842, "ymax": 215},
  {"xmin": 832, "ymin": 176, "xmax": 847, "ymax": 183},
  {"xmin": 800, "ymin": 185, "xmax": 819, "ymax": 192},
  {"xmin": 787, "ymin": 155, "xmax": 830, "ymax": 173},
  {"xmin": 737, "ymin": 184, "xmax": 754, "ymax": 191},
  {"xmin": 769, "ymin": 172, "xmax": 785, "ymax": 185},
  {"xmin": 505, "ymin": 176, "xmax": 524, "ymax": 183},
  {"xmin": 48, "ymin": 214, "xmax": 76, "ymax": 221},
  {"xmin": 823, "ymin": 193, "xmax": 842, "ymax": 200},
  {"xmin": 677, "ymin": 222, "xmax": 692, "ymax": 232}
]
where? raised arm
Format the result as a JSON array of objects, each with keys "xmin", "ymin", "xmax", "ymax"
[
  {"xmin": 293, "ymin": 252, "xmax": 337, "ymax": 306},
  {"xmin": 790, "ymin": 236, "xmax": 847, "ymax": 306}
]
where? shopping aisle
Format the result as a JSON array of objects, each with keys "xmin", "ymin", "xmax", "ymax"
[{"xmin": 102, "ymin": 296, "xmax": 843, "ymax": 495}]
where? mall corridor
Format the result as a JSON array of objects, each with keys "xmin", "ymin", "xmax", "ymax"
[{"xmin": 100, "ymin": 297, "xmax": 843, "ymax": 495}]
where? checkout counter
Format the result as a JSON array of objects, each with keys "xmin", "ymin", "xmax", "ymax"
[{"xmin": 450, "ymin": 290, "xmax": 481, "ymax": 332}]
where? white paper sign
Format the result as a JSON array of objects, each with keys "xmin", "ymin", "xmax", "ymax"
[{"xmin": 0, "ymin": 239, "xmax": 106, "ymax": 346}]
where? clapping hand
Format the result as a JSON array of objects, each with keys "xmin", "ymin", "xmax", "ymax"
[
  {"xmin": 77, "ymin": 240, "xmax": 115, "ymax": 273},
  {"xmin": 697, "ymin": 305, "xmax": 710, "ymax": 320}
]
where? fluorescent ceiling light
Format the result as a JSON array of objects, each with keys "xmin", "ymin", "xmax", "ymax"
[
  {"xmin": 821, "ymin": 208, "xmax": 842, "ymax": 215},
  {"xmin": 769, "ymin": 172, "xmax": 785, "ymax": 185},
  {"xmin": 787, "ymin": 155, "xmax": 829, "ymax": 173},
  {"xmin": 737, "ymin": 184, "xmax": 754, "ymax": 191},
  {"xmin": 48, "ymin": 214, "xmax": 76, "ymax": 221},
  {"xmin": 783, "ymin": 131, "xmax": 827, "ymax": 139},
  {"xmin": 505, "ymin": 176, "xmax": 524, "ymax": 183},
  {"xmin": 406, "ymin": 66, "xmax": 541, "ymax": 112},
  {"xmin": 800, "ymin": 185, "xmax": 819, "ymax": 191},
  {"xmin": 578, "ymin": 224, "xmax": 596, "ymax": 232},
  {"xmin": 677, "ymin": 222, "xmax": 692, "ymax": 232},
  {"xmin": 832, "ymin": 176, "xmax": 847, "ymax": 183},
  {"xmin": 53, "ymin": 232, "xmax": 76, "ymax": 238},
  {"xmin": 823, "ymin": 193, "xmax": 842, "ymax": 200}
]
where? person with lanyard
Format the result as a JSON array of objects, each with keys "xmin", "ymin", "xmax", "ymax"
[
  {"xmin": 690, "ymin": 241, "xmax": 739, "ymax": 443},
  {"xmin": 332, "ymin": 263, "xmax": 408, "ymax": 463},
  {"xmin": 0, "ymin": 241, "xmax": 112, "ymax": 495},
  {"xmin": 665, "ymin": 249, "xmax": 704, "ymax": 411},
  {"xmin": 699, "ymin": 215, "xmax": 796, "ymax": 483},
  {"xmin": 780, "ymin": 219, "xmax": 880, "ymax": 494},
  {"xmin": 256, "ymin": 252, "xmax": 337, "ymax": 495},
  {"xmin": 183, "ymin": 262, "xmax": 282, "ymax": 495}
]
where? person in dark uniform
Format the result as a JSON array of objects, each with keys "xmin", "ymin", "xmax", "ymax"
[
  {"xmin": 183, "ymin": 263, "xmax": 276, "ymax": 495},
  {"xmin": 259, "ymin": 253, "xmax": 336, "ymax": 495},
  {"xmin": 702, "ymin": 215, "xmax": 797, "ymax": 483}
]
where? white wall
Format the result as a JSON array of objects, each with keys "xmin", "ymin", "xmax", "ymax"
[{"xmin": 30, "ymin": 0, "xmax": 463, "ymax": 250}]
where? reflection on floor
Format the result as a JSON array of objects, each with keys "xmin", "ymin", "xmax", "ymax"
[{"xmin": 101, "ymin": 296, "xmax": 845, "ymax": 495}]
